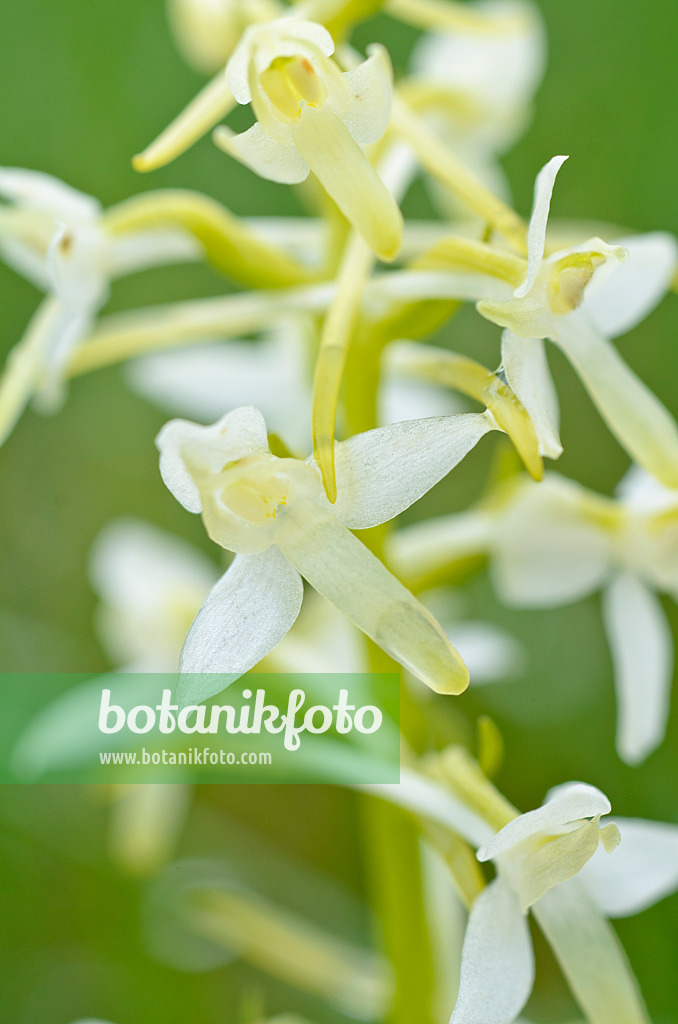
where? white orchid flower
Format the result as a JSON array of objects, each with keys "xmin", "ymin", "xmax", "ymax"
[
  {"xmin": 0, "ymin": 168, "xmax": 199, "ymax": 445},
  {"xmin": 154, "ymin": 403, "xmax": 519, "ymax": 701},
  {"xmin": 362, "ymin": 768, "xmax": 657, "ymax": 1024},
  {"xmin": 406, "ymin": 0, "xmax": 546, "ymax": 212},
  {"xmin": 392, "ymin": 466, "xmax": 678, "ymax": 763},
  {"xmin": 213, "ymin": 19, "xmax": 403, "ymax": 259},
  {"xmin": 489, "ymin": 468, "xmax": 678, "ymax": 764},
  {"xmin": 476, "ymin": 155, "xmax": 678, "ymax": 482},
  {"xmin": 449, "ymin": 783, "xmax": 662, "ymax": 1024}
]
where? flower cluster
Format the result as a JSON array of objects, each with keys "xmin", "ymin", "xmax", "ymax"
[{"xmin": 3, "ymin": 0, "xmax": 678, "ymax": 1022}]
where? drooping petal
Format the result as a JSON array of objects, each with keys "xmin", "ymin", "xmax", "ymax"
[
  {"xmin": 555, "ymin": 313, "xmax": 678, "ymax": 488},
  {"xmin": 514, "ymin": 155, "xmax": 568, "ymax": 298},
  {"xmin": 332, "ymin": 44, "xmax": 393, "ymax": 144},
  {"xmin": 501, "ymin": 330, "xmax": 563, "ymax": 459},
  {"xmin": 601, "ymin": 572, "xmax": 673, "ymax": 765},
  {"xmin": 329, "ymin": 412, "xmax": 496, "ymax": 530},
  {"xmin": 156, "ymin": 406, "xmax": 270, "ymax": 514},
  {"xmin": 533, "ymin": 880, "xmax": 651, "ymax": 1024},
  {"xmin": 579, "ymin": 816, "xmax": 678, "ymax": 918},
  {"xmin": 291, "ymin": 104, "xmax": 403, "ymax": 260},
  {"xmin": 478, "ymin": 783, "xmax": 611, "ymax": 862},
  {"xmin": 582, "ymin": 232, "xmax": 678, "ymax": 339},
  {"xmin": 178, "ymin": 547, "xmax": 304, "ymax": 701},
  {"xmin": 450, "ymin": 877, "xmax": 534, "ymax": 1024},
  {"xmin": 213, "ymin": 123, "xmax": 310, "ymax": 184},
  {"xmin": 491, "ymin": 476, "xmax": 612, "ymax": 607},
  {"xmin": 277, "ymin": 508, "xmax": 469, "ymax": 694}
]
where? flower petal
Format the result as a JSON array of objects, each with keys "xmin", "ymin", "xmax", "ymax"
[
  {"xmin": 128, "ymin": 329, "xmax": 312, "ymax": 453},
  {"xmin": 156, "ymin": 406, "xmax": 270, "ymax": 514},
  {"xmin": 0, "ymin": 166, "xmax": 101, "ymax": 220},
  {"xmin": 449, "ymin": 620, "xmax": 526, "ymax": 685},
  {"xmin": 478, "ymin": 783, "xmax": 611, "ymax": 862},
  {"xmin": 491, "ymin": 477, "xmax": 612, "ymax": 607},
  {"xmin": 514, "ymin": 155, "xmax": 568, "ymax": 298},
  {"xmin": 334, "ymin": 44, "xmax": 393, "ymax": 145},
  {"xmin": 178, "ymin": 547, "xmax": 304, "ymax": 700},
  {"xmin": 582, "ymin": 232, "xmax": 678, "ymax": 338},
  {"xmin": 533, "ymin": 880, "xmax": 650, "ymax": 1024},
  {"xmin": 291, "ymin": 104, "xmax": 403, "ymax": 260},
  {"xmin": 501, "ymin": 330, "xmax": 563, "ymax": 459},
  {"xmin": 579, "ymin": 816, "xmax": 678, "ymax": 918},
  {"xmin": 213, "ymin": 123, "xmax": 310, "ymax": 184},
  {"xmin": 356, "ymin": 767, "xmax": 495, "ymax": 847},
  {"xmin": 601, "ymin": 572, "xmax": 673, "ymax": 765},
  {"xmin": 555, "ymin": 313, "xmax": 678, "ymax": 488},
  {"xmin": 329, "ymin": 412, "xmax": 496, "ymax": 530},
  {"xmin": 277, "ymin": 509, "xmax": 469, "ymax": 693},
  {"xmin": 450, "ymin": 877, "xmax": 534, "ymax": 1024},
  {"xmin": 226, "ymin": 19, "xmax": 335, "ymax": 104}
]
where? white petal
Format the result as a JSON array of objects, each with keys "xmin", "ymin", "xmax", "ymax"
[
  {"xmin": 334, "ymin": 45, "xmax": 393, "ymax": 145},
  {"xmin": 615, "ymin": 464, "xmax": 678, "ymax": 513},
  {"xmin": 478, "ymin": 783, "xmax": 611, "ymax": 862},
  {"xmin": 156, "ymin": 406, "xmax": 269, "ymax": 514},
  {"xmin": 128, "ymin": 330, "xmax": 312, "ymax": 451},
  {"xmin": 89, "ymin": 518, "xmax": 218, "ymax": 614},
  {"xmin": 450, "ymin": 877, "xmax": 534, "ymax": 1024},
  {"xmin": 178, "ymin": 547, "xmax": 304, "ymax": 700},
  {"xmin": 277, "ymin": 510, "xmax": 469, "ymax": 694},
  {"xmin": 410, "ymin": 1, "xmax": 546, "ymax": 112},
  {"xmin": 579, "ymin": 816, "xmax": 678, "ymax": 918},
  {"xmin": 356, "ymin": 767, "xmax": 495, "ymax": 848},
  {"xmin": 582, "ymin": 232, "xmax": 678, "ymax": 338},
  {"xmin": 213, "ymin": 123, "xmax": 310, "ymax": 184},
  {"xmin": 491, "ymin": 477, "xmax": 612, "ymax": 607},
  {"xmin": 555, "ymin": 313, "xmax": 678, "ymax": 488},
  {"xmin": 226, "ymin": 18, "xmax": 335, "ymax": 103},
  {"xmin": 601, "ymin": 573, "xmax": 673, "ymax": 765},
  {"xmin": 501, "ymin": 330, "xmax": 562, "ymax": 459},
  {"xmin": 330, "ymin": 412, "xmax": 495, "ymax": 530},
  {"xmin": 0, "ymin": 166, "xmax": 101, "ymax": 221},
  {"xmin": 450, "ymin": 620, "xmax": 526, "ymax": 685},
  {"xmin": 514, "ymin": 155, "xmax": 568, "ymax": 298},
  {"xmin": 533, "ymin": 880, "xmax": 650, "ymax": 1024}
]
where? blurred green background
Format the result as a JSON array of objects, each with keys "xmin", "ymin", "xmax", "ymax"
[{"xmin": 0, "ymin": 1, "xmax": 677, "ymax": 1021}]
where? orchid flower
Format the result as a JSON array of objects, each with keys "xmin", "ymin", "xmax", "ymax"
[
  {"xmin": 363, "ymin": 768, "xmax": 657, "ymax": 1024},
  {"xmin": 404, "ymin": 0, "xmax": 546, "ymax": 214},
  {"xmin": 214, "ymin": 19, "xmax": 403, "ymax": 259},
  {"xmin": 154, "ymin": 403, "xmax": 521, "ymax": 702},
  {"xmin": 390, "ymin": 465, "xmax": 678, "ymax": 764},
  {"xmin": 476, "ymin": 155, "xmax": 678, "ymax": 482},
  {"xmin": 0, "ymin": 168, "xmax": 199, "ymax": 446}
]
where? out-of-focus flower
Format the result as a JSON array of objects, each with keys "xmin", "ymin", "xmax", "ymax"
[
  {"xmin": 155, "ymin": 404, "xmax": 515, "ymax": 701},
  {"xmin": 167, "ymin": 0, "xmax": 279, "ymax": 74},
  {"xmin": 0, "ymin": 168, "xmax": 199, "ymax": 445},
  {"xmin": 214, "ymin": 19, "xmax": 403, "ymax": 259},
  {"xmin": 404, "ymin": 0, "xmax": 546, "ymax": 213},
  {"xmin": 390, "ymin": 466, "xmax": 678, "ymax": 764}
]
